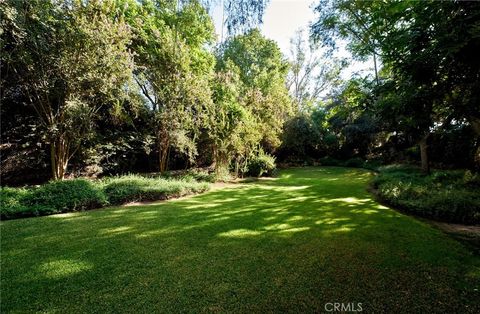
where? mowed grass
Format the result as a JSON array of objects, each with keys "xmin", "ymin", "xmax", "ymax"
[{"xmin": 1, "ymin": 167, "xmax": 479, "ymax": 313}]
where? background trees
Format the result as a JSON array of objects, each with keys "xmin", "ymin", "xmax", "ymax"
[
  {"xmin": 1, "ymin": 0, "xmax": 479, "ymax": 185},
  {"xmin": 286, "ymin": 29, "xmax": 342, "ymax": 111},
  {"xmin": 309, "ymin": 0, "xmax": 480, "ymax": 172},
  {"xmin": 1, "ymin": 0, "xmax": 286, "ymax": 183}
]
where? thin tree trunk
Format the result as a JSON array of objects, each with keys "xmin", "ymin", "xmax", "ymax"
[
  {"xmin": 470, "ymin": 117, "xmax": 480, "ymax": 171},
  {"xmin": 50, "ymin": 143, "xmax": 58, "ymax": 180},
  {"xmin": 373, "ymin": 52, "xmax": 379, "ymax": 86},
  {"xmin": 158, "ymin": 132, "xmax": 169, "ymax": 173},
  {"xmin": 470, "ymin": 117, "xmax": 480, "ymax": 136},
  {"xmin": 419, "ymin": 134, "xmax": 430, "ymax": 175}
]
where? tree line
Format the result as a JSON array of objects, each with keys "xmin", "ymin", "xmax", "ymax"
[
  {"xmin": 1, "ymin": 0, "xmax": 479, "ymax": 185},
  {"xmin": 280, "ymin": 0, "xmax": 479, "ymax": 174},
  {"xmin": 2, "ymin": 0, "xmax": 289, "ymax": 183}
]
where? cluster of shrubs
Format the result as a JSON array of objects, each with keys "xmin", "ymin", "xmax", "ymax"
[
  {"xmin": 317, "ymin": 157, "xmax": 382, "ymax": 171},
  {"xmin": 0, "ymin": 155, "xmax": 279, "ymax": 220},
  {"xmin": 1, "ymin": 175, "xmax": 210, "ymax": 220},
  {"xmin": 372, "ymin": 165, "xmax": 480, "ymax": 224},
  {"xmin": 247, "ymin": 151, "xmax": 277, "ymax": 177},
  {"xmin": 159, "ymin": 168, "xmax": 218, "ymax": 183}
]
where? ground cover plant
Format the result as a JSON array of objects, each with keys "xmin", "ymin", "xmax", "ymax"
[
  {"xmin": 102, "ymin": 175, "xmax": 210, "ymax": 205},
  {"xmin": 372, "ymin": 165, "xmax": 480, "ymax": 224},
  {"xmin": 1, "ymin": 167, "xmax": 479, "ymax": 313},
  {"xmin": 0, "ymin": 175, "xmax": 210, "ymax": 220}
]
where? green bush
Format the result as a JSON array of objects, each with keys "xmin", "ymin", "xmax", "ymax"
[
  {"xmin": 213, "ymin": 166, "xmax": 232, "ymax": 182},
  {"xmin": 1, "ymin": 179, "xmax": 107, "ymax": 219},
  {"xmin": 463, "ymin": 170, "xmax": 480, "ymax": 188},
  {"xmin": 344, "ymin": 157, "xmax": 365, "ymax": 168},
  {"xmin": 154, "ymin": 168, "xmax": 217, "ymax": 183},
  {"xmin": 318, "ymin": 156, "xmax": 342, "ymax": 166},
  {"xmin": 372, "ymin": 166, "xmax": 480, "ymax": 224},
  {"xmin": 0, "ymin": 187, "xmax": 30, "ymax": 219},
  {"xmin": 186, "ymin": 169, "xmax": 217, "ymax": 183},
  {"xmin": 1, "ymin": 175, "xmax": 210, "ymax": 220},
  {"xmin": 103, "ymin": 175, "xmax": 209, "ymax": 205},
  {"xmin": 362, "ymin": 159, "xmax": 383, "ymax": 171},
  {"xmin": 23, "ymin": 179, "xmax": 107, "ymax": 215},
  {"xmin": 247, "ymin": 151, "xmax": 276, "ymax": 177}
]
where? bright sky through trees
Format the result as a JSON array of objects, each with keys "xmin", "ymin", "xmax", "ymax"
[{"xmin": 212, "ymin": 0, "xmax": 371, "ymax": 82}]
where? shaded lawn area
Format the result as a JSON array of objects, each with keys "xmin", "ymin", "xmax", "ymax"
[{"xmin": 1, "ymin": 167, "xmax": 479, "ymax": 313}]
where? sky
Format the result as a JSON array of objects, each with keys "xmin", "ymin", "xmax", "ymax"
[
  {"xmin": 260, "ymin": 0, "xmax": 317, "ymax": 54},
  {"xmin": 211, "ymin": 0, "xmax": 373, "ymax": 81},
  {"xmin": 211, "ymin": 0, "xmax": 316, "ymax": 52}
]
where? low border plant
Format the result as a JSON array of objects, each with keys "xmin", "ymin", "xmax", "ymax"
[
  {"xmin": 1, "ymin": 175, "xmax": 210, "ymax": 220},
  {"xmin": 372, "ymin": 165, "xmax": 480, "ymax": 224}
]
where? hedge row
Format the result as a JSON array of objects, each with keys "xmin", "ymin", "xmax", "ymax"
[{"xmin": 1, "ymin": 175, "xmax": 210, "ymax": 220}]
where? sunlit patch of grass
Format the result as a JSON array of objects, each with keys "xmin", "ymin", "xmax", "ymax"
[
  {"xmin": 1, "ymin": 167, "xmax": 479, "ymax": 313},
  {"xmin": 99, "ymin": 226, "xmax": 132, "ymax": 235},
  {"xmin": 277, "ymin": 227, "xmax": 310, "ymax": 234},
  {"xmin": 217, "ymin": 228, "xmax": 264, "ymax": 238},
  {"xmin": 38, "ymin": 259, "xmax": 93, "ymax": 279}
]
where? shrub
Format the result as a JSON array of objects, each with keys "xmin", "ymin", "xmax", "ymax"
[
  {"xmin": 1, "ymin": 175, "xmax": 211, "ymax": 220},
  {"xmin": 362, "ymin": 159, "xmax": 383, "ymax": 171},
  {"xmin": 186, "ymin": 169, "xmax": 217, "ymax": 183},
  {"xmin": 0, "ymin": 187, "xmax": 30, "ymax": 219},
  {"xmin": 344, "ymin": 157, "xmax": 365, "ymax": 168},
  {"xmin": 154, "ymin": 168, "xmax": 217, "ymax": 183},
  {"xmin": 103, "ymin": 175, "xmax": 209, "ymax": 205},
  {"xmin": 372, "ymin": 167, "xmax": 480, "ymax": 224},
  {"xmin": 22, "ymin": 179, "xmax": 107, "ymax": 215},
  {"xmin": 318, "ymin": 156, "xmax": 342, "ymax": 166},
  {"xmin": 247, "ymin": 151, "xmax": 276, "ymax": 177},
  {"xmin": 214, "ymin": 166, "xmax": 232, "ymax": 182},
  {"xmin": 463, "ymin": 170, "xmax": 480, "ymax": 188}
]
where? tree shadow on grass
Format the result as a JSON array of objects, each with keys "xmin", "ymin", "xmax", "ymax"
[{"xmin": 2, "ymin": 167, "xmax": 479, "ymax": 313}]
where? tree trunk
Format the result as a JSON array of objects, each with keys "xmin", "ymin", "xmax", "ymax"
[
  {"xmin": 419, "ymin": 134, "xmax": 430, "ymax": 174},
  {"xmin": 470, "ymin": 117, "xmax": 480, "ymax": 171},
  {"xmin": 213, "ymin": 145, "xmax": 230, "ymax": 177},
  {"xmin": 158, "ymin": 132, "xmax": 169, "ymax": 173},
  {"xmin": 50, "ymin": 135, "xmax": 69, "ymax": 180},
  {"xmin": 470, "ymin": 117, "xmax": 480, "ymax": 136},
  {"xmin": 373, "ymin": 52, "xmax": 379, "ymax": 86}
]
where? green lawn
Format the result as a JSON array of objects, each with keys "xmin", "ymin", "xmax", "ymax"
[{"xmin": 1, "ymin": 167, "xmax": 479, "ymax": 313}]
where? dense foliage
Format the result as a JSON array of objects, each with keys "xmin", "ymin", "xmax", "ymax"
[
  {"xmin": 1, "ymin": 0, "xmax": 286, "ymax": 182},
  {"xmin": 103, "ymin": 175, "xmax": 209, "ymax": 205},
  {"xmin": 308, "ymin": 0, "xmax": 480, "ymax": 173},
  {"xmin": 246, "ymin": 150, "xmax": 276, "ymax": 177},
  {"xmin": 373, "ymin": 166, "xmax": 480, "ymax": 224}
]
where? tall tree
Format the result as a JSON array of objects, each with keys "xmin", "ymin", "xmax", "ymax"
[
  {"xmin": 218, "ymin": 29, "xmax": 293, "ymax": 151},
  {"xmin": 286, "ymin": 29, "xmax": 342, "ymax": 111},
  {"xmin": 1, "ymin": 0, "xmax": 134, "ymax": 180},
  {"xmin": 202, "ymin": 0, "xmax": 270, "ymax": 38},
  {"xmin": 311, "ymin": 0, "xmax": 394, "ymax": 85},
  {"xmin": 129, "ymin": 0, "xmax": 215, "ymax": 172},
  {"xmin": 208, "ymin": 61, "xmax": 261, "ymax": 175}
]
